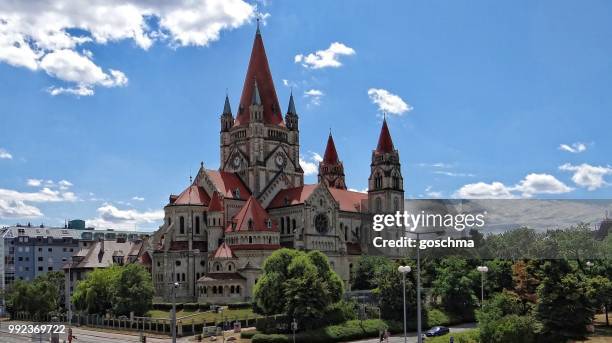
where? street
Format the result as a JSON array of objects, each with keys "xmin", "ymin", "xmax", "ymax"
[{"xmin": 349, "ymin": 323, "xmax": 477, "ymax": 343}]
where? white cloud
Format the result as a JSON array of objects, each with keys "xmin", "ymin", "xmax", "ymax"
[
  {"xmin": 299, "ymin": 151, "xmax": 322, "ymax": 176},
  {"xmin": 424, "ymin": 186, "xmax": 444, "ymax": 198},
  {"xmin": 0, "ymin": 186, "xmax": 79, "ymax": 219},
  {"xmin": 58, "ymin": 179, "xmax": 73, "ymax": 190},
  {"xmin": 454, "ymin": 181, "xmax": 515, "ymax": 199},
  {"xmin": 132, "ymin": 196, "xmax": 145, "ymax": 201},
  {"xmin": 559, "ymin": 163, "xmax": 612, "ymax": 191},
  {"xmin": 295, "ymin": 42, "xmax": 355, "ymax": 69},
  {"xmin": 0, "ymin": 148, "xmax": 13, "ymax": 159},
  {"xmin": 559, "ymin": 142, "xmax": 587, "ymax": 154},
  {"xmin": 304, "ymin": 89, "xmax": 324, "ymax": 106},
  {"xmin": 87, "ymin": 203, "xmax": 163, "ymax": 230},
  {"xmin": 512, "ymin": 173, "xmax": 573, "ymax": 197},
  {"xmin": 433, "ymin": 171, "xmax": 475, "ymax": 177},
  {"xmin": 0, "ymin": 0, "xmax": 255, "ymax": 95},
  {"xmin": 348, "ymin": 188, "xmax": 368, "ymax": 193},
  {"xmin": 454, "ymin": 173, "xmax": 573, "ymax": 199},
  {"xmin": 367, "ymin": 88, "xmax": 413, "ymax": 115},
  {"xmin": 27, "ymin": 179, "xmax": 43, "ymax": 187}
]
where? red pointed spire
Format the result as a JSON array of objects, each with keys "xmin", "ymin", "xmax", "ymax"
[
  {"xmin": 376, "ymin": 118, "xmax": 395, "ymax": 154},
  {"xmin": 234, "ymin": 26, "xmax": 283, "ymax": 126},
  {"xmin": 323, "ymin": 133, "xmax": 340, "ymax": 164}
]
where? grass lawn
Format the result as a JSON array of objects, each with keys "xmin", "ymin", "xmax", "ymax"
[{"xmin": 147, "ymin": 307, "xmax": 260, "ymax": 323}]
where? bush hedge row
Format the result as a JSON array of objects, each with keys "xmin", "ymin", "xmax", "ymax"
[{"xmin": 252, "ymin": 319, "xmax": 388, "ymax": 343}]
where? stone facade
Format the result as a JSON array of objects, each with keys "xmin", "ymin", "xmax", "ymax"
[{"xmin": 151, "ymin": 25, "xmax": 404, "ymax": 304}]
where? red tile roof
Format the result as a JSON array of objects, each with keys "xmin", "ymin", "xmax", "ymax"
[
  {"xmin": 173, "ymin": 184, "xmax": 210, "ymax": 205},
  {"xmin": 206, "ymin": 170, "xmax": 250, "ymax": 200},
  {"xmin": 234, "ymin": 29, "xmax": 283, "ymax": 127},
  {"xmin": 208, "ymin": 191, "xmax": 223, "ymax": 212},
  {"xmin": 267, "ymin": 184, "xmax": 317, "ymax": 208},
  {"xmin": 227, "ymin": 196, "xmax": 278, "ymax": 232},
  {"xmin": 376, "ymin": 118, "xmax": 395, "ymax": 154},
  {"xmin": 213, "ymin": 242, "xmax": 237, "ymax": 259},
  {"xmin": 268, "ymin": 184, "xmax": 367, "ymax": 213},
  {"xmin": 322, "ymin": 133, "xmax": 340, "ymax": 164},
  {"xmin": 329, "ymin": 188, "xmax": 368, "ymax": 212}
]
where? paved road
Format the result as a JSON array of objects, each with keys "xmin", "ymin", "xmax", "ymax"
[
  {"xmin": 0, "ymin": 321, "xmax": 191, "ymax": 343},
  {"xmin": 349, "ymin": 323, "xmax": 477, "ymax": 343}
]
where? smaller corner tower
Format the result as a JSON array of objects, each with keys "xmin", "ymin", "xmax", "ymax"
[
  {"xmin": 318, "ymin": 132, "xmax": 347, "ymax": 190},
  {"xmin": 368, "ymin": 118, "xmax": 404, "ymax": 213}
]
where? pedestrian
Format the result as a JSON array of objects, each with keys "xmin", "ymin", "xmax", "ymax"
[
  {"xmin": 68, "ymin": 327, "xmax": 77, "ymax": 343},
  {"xmin": 384, "ymin": 329, "xmax": 390, "ymax": 342},
  {"xmin": 449, "ymin": 336, "xmax": 454, "ymax": 343}
]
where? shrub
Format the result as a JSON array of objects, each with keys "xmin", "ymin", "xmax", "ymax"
[
  {"xmin": 198, "ymin": 303, "xmax": 212, "ymax": 311},
  {"xmin": 240, "ymin": 330, "xmax": 259, "ymax": 339},
  {"xmin": 256, "ymin": 315, "xmax": 288, "ymax": 334},
  {"xmin": 252, "ymin": 334, "xmax": 289, "ymax": 343},
  {"xmin": 427, "ymin": 308, "xmax": 450, "ymax": 327},
  {"xmin": 484, "ymin": 315, "xmax": 536, "ymax": 343},
  {"xmin": 427, "ymin": 329, "xmax": 480, "ymax": 343},
  {"xmin": 228, "ymin": 302, "xmax": 253, "ymax": 309}
]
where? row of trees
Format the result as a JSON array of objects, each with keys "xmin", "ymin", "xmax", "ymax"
[{"xmin": 6, "ymin": 264, "xmax": 154, "ymax": 318}]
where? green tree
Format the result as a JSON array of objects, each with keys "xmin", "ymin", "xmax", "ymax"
[
  {"xmin": 253, "ymin": 248, "xmax": 344, "ymax": 329},
  {"xmin": 535, "ymin": 260, "xmax": 594, "ymax": 342},
  {"xmin": 6, "ymin": 273, "xmax": 62, "ymax": 318},
  {"xmin": 431, "ymin": 256, "xmax": 478, "ymax": 319},
  {"xmin": 477, "ymin": 291, "xmax": 537, "ymax": 343},
  {"xmin": 352, "ymin": 255, "xmax": 391, "ymax": 290},
  {"xmin": 111, "ymin": 264, "xmax": 154, "ymax": 316},
  {"xmin": 374, "ymin": 260, "xmax": 424, "ymax": 325},
  {"xmin": 72, "ymin": 266, "xmax": 121, "ymax": 315}
]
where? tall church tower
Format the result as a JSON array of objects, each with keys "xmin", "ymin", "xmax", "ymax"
[
  {"xmin": 368, "ymin": 118, "xmax": 404, "ymax": 213},
  {"xmin": 318, "ymin": 133, "xmax": 347, "ymax": 190},
  {"xmin": 220, "ymin": 22, "xmax": 303, "ymax": 196}
]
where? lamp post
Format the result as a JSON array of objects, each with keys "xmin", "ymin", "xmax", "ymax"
[
  {"xmin": 171, "ymin": 282, "xmax": 179, "ymax": 343},
  {"xmin": 477, "ymin": 266, "xmax": 489, "ymax": 307},
  {"xmin": 398, "ymin": 265, "xmax": 411, "ymax": 343}
]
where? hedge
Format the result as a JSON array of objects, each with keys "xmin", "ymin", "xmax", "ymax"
[
  {"xmin": 426, "ymin": 329, "xmax": 480, "ymax": 343},
  {"xmin": 252, "ymin": 319, "xmax": 389, "ymax": 343},
  {"xmin": 227, "ymin": 302, "xmax": 253, "ymax": 309},
  {"xmin": 240, "ymin": 330, "xmax": 260, "ymax": 339}
]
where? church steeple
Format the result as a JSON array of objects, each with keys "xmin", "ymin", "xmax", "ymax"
[
  {"xmin": 368, "ymin": 119, "xmax": 403, "ymax": 213},
  {"xmin": 285, "ymin": 91, "xmax": 299, "ymax": 131},
  {"xmin": 234, "ymin": 23, "xmax": 283, "ymax": 126},
  {"xmin": 318, "ymin": 132, "xmax": 347, "ymax": 189},
  {"xmin": 221, "ymin": 94, "xmax": 234, "ymax": 132}
]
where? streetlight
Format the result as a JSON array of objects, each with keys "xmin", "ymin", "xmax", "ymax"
[
  {"xmin": 171, "ymin": 282, "xmax": 179, "ymax": 343},
  {"xmin": 477, "ymin": 266, "xmax": 489, "ymax": 307},
  {"xmin": 398, "ymin": 265, "xmax": 411, "ymax": 343}
]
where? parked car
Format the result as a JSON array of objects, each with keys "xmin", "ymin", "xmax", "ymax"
[{"xmin": 425, "ymin": 326, "xmax": 450, "ymax": 337}]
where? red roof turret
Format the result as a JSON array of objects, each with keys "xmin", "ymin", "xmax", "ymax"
[{"xmin": 323, "ymin": 133, "xmax": 340, "ymax": 164}]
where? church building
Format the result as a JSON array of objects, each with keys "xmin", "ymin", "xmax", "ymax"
[{"xmin": 151, "ymin": 23, "xmax": 404, "ymax": 303}]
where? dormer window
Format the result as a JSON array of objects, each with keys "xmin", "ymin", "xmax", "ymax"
[
  {"xmin": 248, "ymin": 219, "xmax": 253, "ymax": 229},
  {"xmin": 266, "ymin": 219, "xmax": 272, "ymax": 229},
  {"xmin": 234, "ymin": 188, "xmax": 241, "ymax": 198}
]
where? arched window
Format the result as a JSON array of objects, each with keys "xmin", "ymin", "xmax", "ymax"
[
  {"xmin": 281, "ymin": 217, "xmax": 285, "ymax": 234},
  {"xmin": 393, "ymin": 197, "xmax": 399, "ymax": 212},
  {"xmin": 267, "ymin": 219, "xmax": 272, "ymax": 229},
  {"xmin": 292, "ymin": 219, "xmax": 296, "ymax": 233},
  {"xmin": 236, "ymin": 285, "xmax": 241, "ymax": 294},
  {"xmin": 181, "ymin": 273, "xmax": 185, "ymax": 282},
  {"xmin": 345, "ymin": 225, "xmax": 348, "ymax": 241},
  {"xmin": 227, "ymin": 263, "xmax": 233, "ymax": 272},
  {"xmin": 249, "ymin": 236, "xmax": 253, "ymax": 244},
  {"xmin": 195, "ymin": 216, "xmax": 200, "ymax": 234},
  {"xmin": 179, "ymin": 216, "xmax": 185, "ymax": 234},
  {"xmin": 230, "ymin": 285, "xmax": 235, "ymax": 293},
  {"xmin": 248, "ymin": 219, "xmax": 253, "ymax": 230},
  {"xmin": 376, "ymin": 197, "xmax": 382, "ymax": 212},
  {"xmin": 374, "ymin": 174, "xmax": 383, "ymax": 190},
  {"xmin": 393, "ymin": 176, "xmax": 400, "ymax": 189},
  {"xmin": 212, "ymin": 286, "xmax": 217, "ymax": 294},
  {"xmin": 215, "ymin": 263, "xmax": 221, "ymax": 272}
]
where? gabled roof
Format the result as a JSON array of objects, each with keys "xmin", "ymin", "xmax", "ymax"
[
  {"xmin": 226, "ymin": 196, "xmax": 277, "ymax": 232},
  {"xmin": 208, "ymin": 191, "xmax": 223, "ymax": 212},
  {"xmin": 268, "ymin": 184, "xmax": 317, "ymax": 208},
  {"xmin": 206, "ymin": 169, "xmax": 250, "ymax": 200},
  {"xmin": 234, "ymin": 27, "xmax": 283, "ymax": 126},
  {"xmin": 212, "ymin": 242, "xmax": 237, "ymax": 259},
  {"xmin": 322, "ymin": 133, "xmax": 340, "ymax": 164},
  {"xmin": 173, "ymin": 184, "xmax": 210, "ymax": 205},
  {"xmin": 268, "ymin": 184, "xmax": 368, "ymax": 213},
  {"xmin": 375, "ymin": 118, "xmax": 395, "ymax": 154}
]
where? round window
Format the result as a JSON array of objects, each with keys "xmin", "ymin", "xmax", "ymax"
[{"xmin": 314, "ymin": 213, "xmax": 329, "ymax": 234}]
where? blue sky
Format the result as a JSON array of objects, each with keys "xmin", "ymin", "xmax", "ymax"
[{"xmin": 1, "ymin": 0, "xmax": 611, "ymax": 230}]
